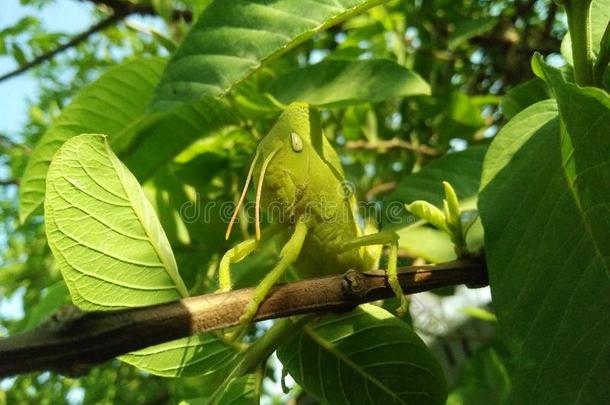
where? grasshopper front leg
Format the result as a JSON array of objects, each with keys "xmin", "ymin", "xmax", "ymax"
[
  {"xmin": 219, "ymin": 225, "xmax": 283, "ymax": 291},
  {"xmin": 340, "ymin": 231, "xmax": 409, "ymax": 317},
  {"xmin": 239, "ymin": 218, "xmax": 308, "ymax": 325}
]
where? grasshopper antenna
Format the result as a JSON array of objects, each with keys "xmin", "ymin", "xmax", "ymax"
[
  {"xmin": 255, "ymin": 147, "xmax": 281, "ymax": 240},
  {"xmin": 225, "ymin": 151, "xmax": 260, "ymax": 240}
]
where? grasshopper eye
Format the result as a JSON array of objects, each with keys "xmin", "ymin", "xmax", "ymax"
[{"xmin": 290, "ymin": 132, "xmax": 303, "ymax": 152}]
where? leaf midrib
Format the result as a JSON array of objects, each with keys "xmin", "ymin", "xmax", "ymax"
[{"xmin": 304, "ymin": 324, "xmax": 408, "ymax": 405}]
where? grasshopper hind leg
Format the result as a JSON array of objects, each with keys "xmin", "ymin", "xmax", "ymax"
[{"xmin": 341, "ymin": 231, "xmax": 409, "ymax": 317}]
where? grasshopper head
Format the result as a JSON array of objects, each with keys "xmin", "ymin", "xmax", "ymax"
[{"xmin": 226, "ymin": 102, "xmax": 335, "ymax": 240}]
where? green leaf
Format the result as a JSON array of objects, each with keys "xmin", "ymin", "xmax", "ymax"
[
  {"xmin": 45, "ymin": 134, "xmax": 188, "ymax": 306},
  {"xmin": 594, "ymin": 20, "xmax": 610, "ymax": 82},
  {"xmin": 45, "ymin": 134, "xmax": 238, "ymax": 377},
  {"xmin": 448, "ymin": 17, "xmax": 497, "ymax": 50},
  {"xmin": 112, "ymin": 98, "xmax": 236, "ymax": 181},
  {"xmin": 501, "ymin": 78, "xmax": 549, "ymax": 120},
  {"xmin": 11, "ymin": 43, "xmax": 27, "ymax": 65},
  {"xmin": 19, "ymin": 57, "xmax": 167, "ymax": 222},
  {"xmin": 396, "ymin": 226, "xmax": 455, "ymax": 263},
  {"xmin": 277, "ymin": 304, "xmax": 447, "ymax": 405},
  {"xmin": 442, "ymin": 181, "xmax": 461, "ymax": 235},
  {"xmin": 119, "ymin": 334, "xmax": 239, "ymax": 378},
  {"xmin": 151, "ymin": 0, "xmax": 387, "ymax": 109},
  {"xmin": 268, "ymin": 59, "xmax": 430, "ymax": 107},
  {"xmin": 181, "ymin": 374, "xmax": 260, "ymax": 405},
  {"xmin": 384, "ymin": 146, "xmax": 486, "ymax": 229},
  {"xmin": 479, "ymin": 100, "xmax": 559, "ymax": 188},
  {"xmin": 405, "ymin": 200, "xmax": 447, "ymax": 232},
  {"xmin": 447, "ymin": 346, "xmax": 511, "ymax": 405},
  {"xmin": 384, "ymin": 147, "xmax": 486, "ymax": 262},
  {"xmin": 23, "ymin": 281, "xmax": 69, "ymax": 331},
  {"xmin": 479, "ymin": 67, "xmax": 610, "ymax": 405}
]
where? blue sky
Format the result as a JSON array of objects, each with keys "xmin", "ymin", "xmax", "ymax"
[{"xmin": 0, "ymin": 0, "xmax": 95, "ymax": 135}]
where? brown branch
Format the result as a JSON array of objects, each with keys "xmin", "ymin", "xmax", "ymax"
[
  {"xmin": 344, "ymin": 138, "xmax": 439, "ymax": 156},
  {"xmin": 0, "ymin": 258, "xmax": 487, "ymax": 378}
]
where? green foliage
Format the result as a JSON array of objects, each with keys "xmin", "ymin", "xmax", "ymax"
[
  {"xmin": 1, "ymin": 0, "xmax": 609, "ymax": 403},
  {"xmin": 45, "ymin": 134, "xmax": 238, "ymax": 377},
  {"xmin": 479, "ymin": 55, "xmax": 610, "ymax": 402},
  {"xmin": 19, "ymin": 58, "xmax": 167, "ymax": 222},
  {"xmin": 180, "ymin": 374, "xmax": 260, "ymax": 405},
  {"xmin": 268, "ymin": 59, "xmax": 430, "ymax": 107},
  {"xmin": 447, "ymin": 345, "xmax": 512, "ymax": 405},
  {"xmin": 277, "ymin": 305, "xmax": 447, "ymax": 404},
  {"xmin": 152, "ymin": 0, "xmax": 387, "ymax": 109}
]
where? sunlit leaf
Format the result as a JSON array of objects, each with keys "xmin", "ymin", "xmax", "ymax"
[
  {"xmin": 268, "ymin": 59, "xmax": 430, "ymax": 107},
  {"xmin": 45, "ymin": 134, "xmax": 237, "ymax": 377},
  {"xmin": 152, "ymin": 0, "xmax": 388, "ymax": 109},
  {"xmin": 181, "ymin": 374, "xmax": 260, "ymax": 405}
]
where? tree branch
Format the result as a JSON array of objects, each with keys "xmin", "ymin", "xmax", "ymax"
[
  {"xmin": 0, "ymin": 258, "xmax": 487, "ymax": 378},
  {"xmin": 0, "ymin": 0, "xmax": 193, "ymax": 84},
  {"xmin": 0, "ymin": 179, "xmax": 19, "ymax": 186},
  {"xmin": 0, "ymin": 12, "xmax": 128, "ymax": 84},
  {"xmin": 344, "ymin": 138, "xmax": 439, "ymax": 156}
]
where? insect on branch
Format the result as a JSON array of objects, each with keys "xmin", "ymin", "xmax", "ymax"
[{"xmin": 0, "ymin": 257, "xmax": 487, "ymax": 378}]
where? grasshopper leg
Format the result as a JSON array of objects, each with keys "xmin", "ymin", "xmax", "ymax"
[
  {"xmin": 340, "ymin": 231, "xmax": 409, "ymax": 317},
  {"xmin": 219, "ymin": 238, "xmax": 259, "ymax": 292},
  {"xmin": 219, "ymin": 224, "xmax": 284, "ymax": 291},
  {"xmin": 239, "ymin": 219, "xmax": 308, "ymax": 325}
]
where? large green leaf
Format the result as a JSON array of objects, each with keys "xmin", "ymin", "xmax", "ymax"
[
  {"xmin": 19, "ymin": 57, "xmax": 167, "ymax": 223},
  {"xmin": 45, "ymin": 134, "xmax": 188, "ymax": 305},
  {"xmin": 45, "ymin": 134, "xmax": 237, "ymax": 377},
  {"xmin": 277, "ymin": 304, "xmax": 447, "ymax": 405},
  {"xmin": 151, "ymin": 0, "xmax": 387, "ymax": 109},
  {"xmin": 479, "ymin": 54, "xmax": 610, "ymax": 403},
  {"xmin": 268, "ymin": 59, "xmax": 430, "ymax": 107}
]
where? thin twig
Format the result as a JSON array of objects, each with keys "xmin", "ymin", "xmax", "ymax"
[
  {"xmin": 0, "ymin": 12, "xmax": 128, "ymax": 83},
  {"xmin": 0, "ymin": 258, "xmax": 487, "ymax": 377},
  {"xmin": 345, "ymin": 138, "xmax": 439, "ymax": 156},
  {"xmin": 0, "ymin": 0, "xmax": 194, "ymax": 84},
  {"xmin": 365, "ymin": 181, "xmax": 397, "ymax": 201},
  {"xmin": 0, "ymin": 179, "xmax": 19, "ymax": 186}
]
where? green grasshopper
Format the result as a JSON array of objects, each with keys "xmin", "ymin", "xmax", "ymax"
[{"xmin": 220, "ymin": 102, "xmax": 408, "ymax": 326}]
